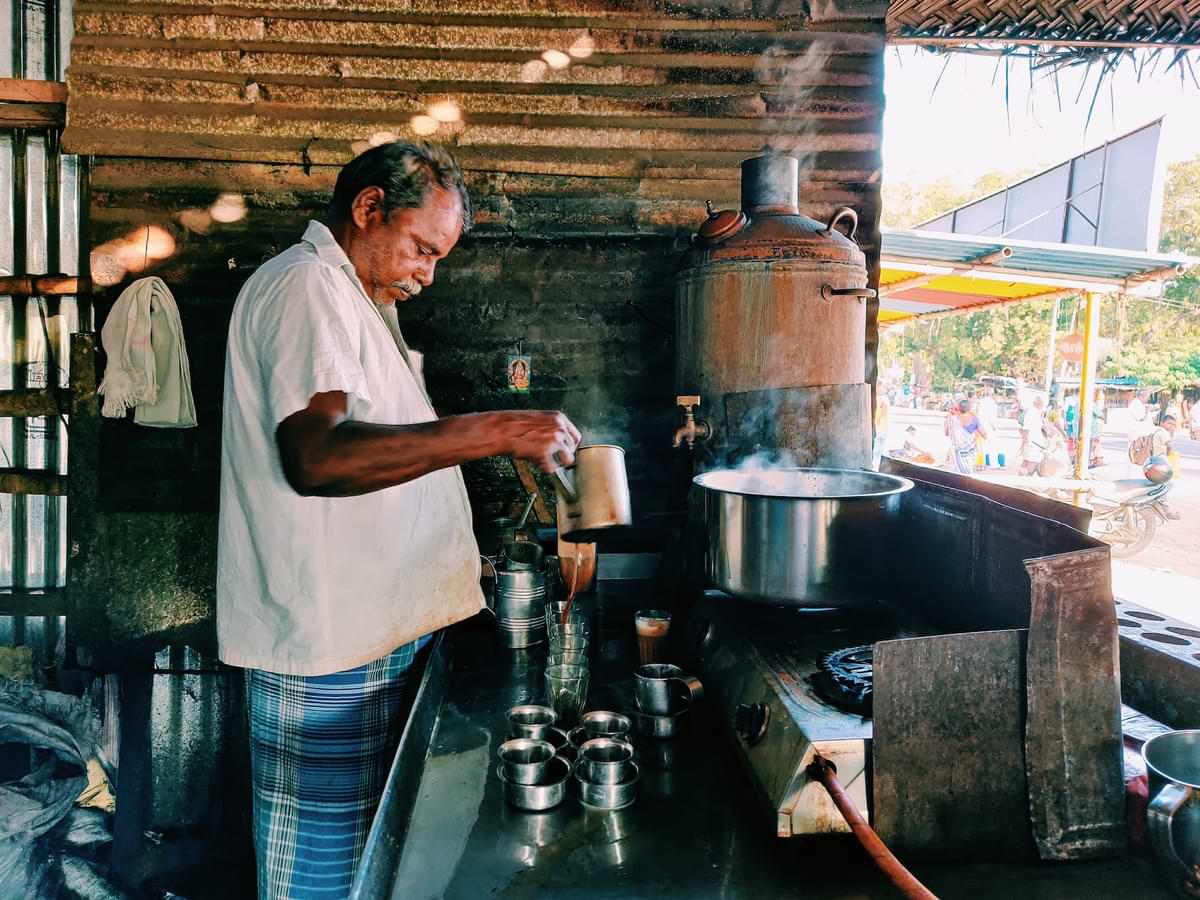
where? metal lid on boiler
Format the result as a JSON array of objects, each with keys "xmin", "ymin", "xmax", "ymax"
[{"xmin": 682, "ymin": 153, "xmax": 867, "ymax": 267}]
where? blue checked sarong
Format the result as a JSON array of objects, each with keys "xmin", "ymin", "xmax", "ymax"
[{"xmin": 246, "ymin": 636, "xmax": 431, "ymax": 900}]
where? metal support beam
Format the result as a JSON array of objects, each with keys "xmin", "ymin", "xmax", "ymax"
[
  {"xmin": 1044, "ymin": 297, "xmax": 1061, "ymax": 394},
  {"xmin": 1073, "ymin": 291, "xmax": 1102, "ymax": 495}
]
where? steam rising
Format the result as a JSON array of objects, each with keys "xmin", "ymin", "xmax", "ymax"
[{"xmin": 755, "ymin": 38, "xmax": 834, "ymax": 171}]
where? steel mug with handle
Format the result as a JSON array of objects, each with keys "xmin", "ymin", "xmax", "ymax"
[
  {"xmin": 553, "ymin": 444, "xmax": 633, "ymax": 543},
  {"xmin": 1144, "ymin": 730, "xmax": 1200, "ymax": 897}
]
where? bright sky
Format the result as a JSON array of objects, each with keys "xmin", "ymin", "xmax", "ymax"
[{"xmin": 883, "ymin": 47, "xmax": 1200, "ymax": 187}]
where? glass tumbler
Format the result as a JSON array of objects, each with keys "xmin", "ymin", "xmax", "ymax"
[{"xmin": 544, "ymin": 663, "xmax": 590, "ymax": 726}]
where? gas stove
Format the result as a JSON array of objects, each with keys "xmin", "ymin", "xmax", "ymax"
[{"xmin": 688, "ymin": 592, "xmax": 922, "ymax": 838}]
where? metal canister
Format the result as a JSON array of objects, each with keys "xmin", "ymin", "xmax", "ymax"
[
  {"xmin": 676, "ymin": 154, "xmax": 875, "ymax": 468},
  {"xmin": 495, "ymin": 566, "xmax": 547, "ymax": 648}
]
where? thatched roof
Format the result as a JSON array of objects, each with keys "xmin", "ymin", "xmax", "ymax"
[{"xmin": 888, "ymin": 0, "xmax": 1200, "ymax": 54}]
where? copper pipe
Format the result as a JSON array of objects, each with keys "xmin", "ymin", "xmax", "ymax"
[{"xmin": 807, "ymin": 755, "xmax": 939, "ymax": 900}]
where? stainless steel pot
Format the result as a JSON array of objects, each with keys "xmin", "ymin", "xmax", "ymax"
[{"xmin": 694, "ymin": 467, "xmax": 913, "ymax": 607}]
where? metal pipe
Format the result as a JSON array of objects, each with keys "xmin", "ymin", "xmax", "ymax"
[
  {"xmin": 1044, "ymin": 297, "xmax": 1061, "ymax": 393},
  {"xmin": 1073, "ymin": 291, "xmax": 1102, "ymax": 497}
]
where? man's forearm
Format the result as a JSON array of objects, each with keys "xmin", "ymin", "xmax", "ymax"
[{"xmin": 285, "ymin": 412, "xmax": 505, "ymax": 497}]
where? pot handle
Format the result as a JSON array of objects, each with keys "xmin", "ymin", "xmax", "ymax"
[
  {"xmin": 479, "ymin": 555, "xmax": 498, "ymax": 618},
  {"xmin": 553, "ymin": 467, "xmax": 579, "ymax": 504},
  {"xmin": 824, "ymin": 207, "xmax": 858, "ymax": 241},
  {"xmin": 821, "ymin": 284, "xmax": 877, "ymax": 303},
  {"xmin": 1149, "ymin": 782, "xmax": 1198, "ymax": 891}
]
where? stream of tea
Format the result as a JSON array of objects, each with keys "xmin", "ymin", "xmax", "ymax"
[{"xmin": 561, "ymin": 542, "xmax": 582, "ymax": 626}]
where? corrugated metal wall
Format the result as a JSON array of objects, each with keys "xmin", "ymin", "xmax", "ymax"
[
  {"xmin": 63, "ymin": 0, "xmax": 887, "ymax": 243},
  {"xmin": 2, "ymin": 0, "xmax": 86, "ymax": 676}
]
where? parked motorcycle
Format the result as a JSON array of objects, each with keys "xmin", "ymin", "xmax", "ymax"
[{"xmin": 1086, "ymin": 461, "xmax": 1176, "ymax": 559}]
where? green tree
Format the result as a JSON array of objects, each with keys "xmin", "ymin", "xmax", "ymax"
[{"xmin": 882, "ymin": 157, "xmax": 1200, "ymax": 393}]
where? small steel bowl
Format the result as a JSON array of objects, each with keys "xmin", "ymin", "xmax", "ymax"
[
  {"xmin": 581, "ymin": 710, "xmax": 632, "ymax": 741},
  {"xmin": 579, "ymin": 738, "xmax": 634, "ymax": 785},
  {"xmin": 498, "ymin": 738, "xmax": 555, "ymax": 785},
  {"xmin": 498, "ymin": 755, "xmax": 571, "ymax": 811},
  {"xmin": 632, "ymin": 694, "xmax": 690, "ymax": 739},
  {"xmin": 574, "ymin": 759, "xmax": 640, "ymax": 810},
  {"xmin": 543, "ymin": 727, "xmax": 575, "ymax": 761},
  {"xmin": 507, "ymin": 704, "xmax": 557, "ymax": 740}
]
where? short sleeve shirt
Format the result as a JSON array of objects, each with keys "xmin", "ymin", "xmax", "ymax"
[{"xmin": 216, "ymin": 221, "xmax": 484, "ymax": 675}]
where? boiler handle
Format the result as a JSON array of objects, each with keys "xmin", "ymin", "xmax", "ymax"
[
  {"xmin": 824, "ymin": 207, "xmax": 859, "ymax": 240},
  {"xmin": 820, "ymin": 284, "xmax": 878, "ymax": 302}
]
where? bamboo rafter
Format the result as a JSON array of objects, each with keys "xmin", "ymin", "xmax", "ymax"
[{"xmin": 888, "ymin": 0, "xmax": 1200, "ymax": 59}]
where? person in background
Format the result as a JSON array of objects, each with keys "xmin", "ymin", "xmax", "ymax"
[
  {"xmin": 1128, "ymin": 415, "xmax": 1182, "ymax": 519},
  {"xmin": 1128, "ymin": 389, "xmax": 1149, "ymax": 432},
  {"xmin": 945, "ymin": 398, "xmax": 987, "ymax": 475},
  {"xmin": 1063, "ymin": 389, "xmax": 1079, "ymax": 462},
  {"xmin": 872, "ymin": 394, "xmax": 890, "ymax": 470},
  {"xmin": 976, "ymin": 386, "xmax": 1000, "ymax": 468},
  {"xmin": 1166, "ymin": 391, "xmax": 1183, "ymax": 425},
  {"xmin": 1019, "ymin": 395, "xmax": 1048, "ymax": 476},
  {"xmin": 893, "ymin": 425, "xmax": 937, "ymax": 465},
  {"xmin": 1088, "ymin": 388, "xmax": 1107, "ymax": 468}
]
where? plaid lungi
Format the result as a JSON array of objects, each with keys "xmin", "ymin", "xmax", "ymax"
[{"xmin": 246, "ymin": 636, "xmax": 431, "ymax": 900}]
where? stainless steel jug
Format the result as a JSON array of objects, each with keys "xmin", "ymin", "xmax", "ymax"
[
  {"xmin": 1144, "ymin": 730, "xmax": 1200, "ymax": 897},
  {"xmin": 553, "ymin": 445, "xmax": 633, "ymax": 543}
]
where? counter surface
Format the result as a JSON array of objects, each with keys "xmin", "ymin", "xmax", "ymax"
[{"xmin": 381, "ymin": 584, "xmax": 1172, "ymax": 900}]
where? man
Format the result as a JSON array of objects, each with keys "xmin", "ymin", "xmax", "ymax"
[
  {"xmin": 977, "ymin": 386, "xmax": 999, "ymax": 468},
  {"xmin": 1128, "ymin": 389, "xmax": 1149, "ymax": 432},
  {"xmin": 1128, "ymin": 415, "xmax": 1182, "ymax": 519},
  {"xmin": 1019, "ymin": 394, "xmax": 1048, "ymax": 476},
  {"xmin": 216, "ymin": 142, "xmax": 580, "ymax": 900}
]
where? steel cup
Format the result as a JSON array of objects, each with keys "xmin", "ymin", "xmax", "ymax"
[
  {"xmin": 581, "ymin": 710, "xmax": 632, "ymax": 741},
  {"xmin": 1144, "ymin": 730, "xmax": 1200, "ymax": 897},
  {"xmin": 497, "ymin": 755, "xmax": 571, "ymax": 811},
  {"xmin": 498, "ymin": 738, "xmax": 555, "ymax": 786},
  {"xmin": 635, "ymin": 663, "xmax": 683, "ymax": 715},
  {"xmin": 507, "ymin": 704, "xmax": 556, "ymax": 740},
  {"xmin": 579, "ymin": 738, "xmax": 635, "ymax": 785}
]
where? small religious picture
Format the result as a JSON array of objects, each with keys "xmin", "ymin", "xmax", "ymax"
[{"xmin": 506, "ymin": 354, "xmax": 531, "ymax": 393}]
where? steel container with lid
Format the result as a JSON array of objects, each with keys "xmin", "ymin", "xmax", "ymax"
[{"xmin": 677, "ymin": 154, "xmax": 874, "ymax": 467}]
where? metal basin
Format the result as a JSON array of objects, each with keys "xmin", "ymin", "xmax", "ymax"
[{"xmin": 694, "ymin": 467, "xmax": 913, "ymax": 607}]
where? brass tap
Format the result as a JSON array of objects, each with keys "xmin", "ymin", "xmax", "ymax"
[{"xmin": 672, "ymin": 395, "xmax": 712, "ymax": 450}]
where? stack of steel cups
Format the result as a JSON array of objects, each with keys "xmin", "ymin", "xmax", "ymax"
[{"xmin": 494, "ymin": 565, "xmax": 548, "ymax": 649}]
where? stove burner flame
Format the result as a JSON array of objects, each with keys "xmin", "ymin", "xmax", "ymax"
[{"xmin": 812, "ymin": 645, "xmax": 874, "ymax": 716}]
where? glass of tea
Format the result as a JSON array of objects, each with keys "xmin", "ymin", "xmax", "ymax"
[{"xmin": 634, "ymin": 609, "xmax": 672, "ymax": 666}]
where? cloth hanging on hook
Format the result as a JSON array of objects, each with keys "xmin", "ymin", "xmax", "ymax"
[{"xmin": 97, "ymin": 276, "xmax": 197, "ymax": 427}]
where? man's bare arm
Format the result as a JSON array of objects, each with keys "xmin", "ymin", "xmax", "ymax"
[{"xmin": 276, "ymin": 391, "xmax": 580, "ymax": 497}]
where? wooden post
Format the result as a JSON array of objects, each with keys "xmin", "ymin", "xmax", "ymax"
[{"xmin": 1073, "ymin": 292, "xmax": 1101, "ymax": 501}]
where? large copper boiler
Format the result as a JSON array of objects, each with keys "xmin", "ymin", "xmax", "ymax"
[{"xmin": 676, "ymin": 154, "xmax": 874, "ymax": 468}]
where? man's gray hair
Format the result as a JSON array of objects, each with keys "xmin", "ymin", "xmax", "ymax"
[{"xmin": 328, "ymin": 141, "xmax": 472, "ymax": 233}]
